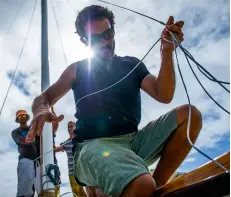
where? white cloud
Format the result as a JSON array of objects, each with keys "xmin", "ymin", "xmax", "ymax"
[
  {"xmin": 184, "ymin": 157, "xmax": 196, "ymax": 163},
  {"xmin": 0, "ymin": 0, "xmax": 229, "ymax": 196}
]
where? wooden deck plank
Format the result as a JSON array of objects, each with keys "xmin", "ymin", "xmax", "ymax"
[
  {"xmin": 155, "ymin": 173, "xmax": 230, "ymax": 197},
  {"xmin": 153, "ymin": 152, "xmax": 230, "ymax": 197}
]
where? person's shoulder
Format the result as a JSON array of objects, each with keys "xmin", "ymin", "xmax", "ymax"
[
  {"xmin": 60, "ymin": 138, "xmax": 70, "ymax": 146},
  {"xmin": 12, "ymin": 127, "xmax": 20, "ymax": 134},
  {"xmin": 73, "ymin": 59, "xmax": 89, "ymax": 67},
  {"xmin": 11, "ymin": 127, "xmax": 21, "ymax": 138},
  {"xmin": 12, "ymin": 126, "xmax": 30, "ymax": 132},
  {"xmin": 117, "ymin": 55, "xmax": 141, "ymax": 65},
  {"xmin": 68, "ymin": 59, "xmax": 88, "ymax": 73}
]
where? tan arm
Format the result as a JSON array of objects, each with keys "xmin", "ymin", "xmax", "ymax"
[{"xmin": 26, "ymin": 63, "xmax": 77, "ymax": 142}]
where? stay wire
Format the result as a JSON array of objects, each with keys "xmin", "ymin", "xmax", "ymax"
[
  {"xmin": 51, "ymin": 0, "xmax": 69, "ymax": 66},
  {"xmin": 0, "ymin": 0, "xmax": 25, "ymax": 48},
  {"xmin": 65, "ymin": 0, "xmax": 77, "ymax": 15},
  {"xmin": 0, "ymin": 0, "xmax": 38, "ymax": 117}
]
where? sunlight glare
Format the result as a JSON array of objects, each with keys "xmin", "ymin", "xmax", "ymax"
[{"xmin": 86, "ymin": 47, "xmax": 94, "ymax": 58}]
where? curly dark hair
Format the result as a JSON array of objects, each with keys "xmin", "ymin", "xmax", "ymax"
[{"xmin": 75, "ymin": 5, "xmax": 115, "ymax": 38}]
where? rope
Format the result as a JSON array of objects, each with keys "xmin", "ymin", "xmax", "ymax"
[
  {"xmin": 181, "ymin": 45, "xmax": 230, "ymax": 114},
  {"xmin": 13, "ymin": 2, "xmax": 229, "ymax": 195},
  {"xmin": 93, "ymin": 0, "xmax": 229, "ymax": 172},
  {"xmin": 96, "ymin": 0, "xmax": 230, "ymax": 86},
  {"xmin": 45, "ymin": 164, "xmax": 61, "ymax": 185},
  {"xmin": 0, "ymin": 0, "xmax": 38, "ymax": 116},
  {"xmin": 170, "ymin": 32, "xmax": 229, "ymax": 172},
  {"xmin": 183, "ymin": 48, "xmax": 230, "ymax": 92},
  {"xmin": 17, "ymin": 139, "xmax": 72, "ymax": 184},
  {"xmin": 60, "ymin": 192, "xmax": 77, "ymax": 197},
  {"xmin": 97, "ymin": 0, "xmax": 166, "ymax": 25},
  {"xmin": 180, "ymin": 47, "xmax": 230, "ymax": 86},
  {"xmin": 17, "ymin": 140, "xmax": 72, "ymax": 196}
]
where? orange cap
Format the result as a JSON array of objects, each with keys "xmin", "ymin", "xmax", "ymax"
[{"xmin": 15, "ymin": 110, "xmax": 30, "ymax": 122}]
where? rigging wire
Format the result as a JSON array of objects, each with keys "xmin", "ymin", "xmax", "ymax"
[
  {"xmin": 0, "ymin": 0, "xmax": 38, "ymax": 117},
  {"xmin": 51, "ymin": 0, "xmax": 69, "ymax": 66},
  {"xmin": 0, "ymin": 0, "xmax": 25, "ymax": 48},
  {"xmin": 65, "ymin": 0, "xmax": 77, "ymax": 15}
]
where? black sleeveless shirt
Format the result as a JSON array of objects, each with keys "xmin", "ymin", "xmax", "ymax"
[{"xmin": 71, "ymin": 55, "xmax": 150, "ymax": 141}]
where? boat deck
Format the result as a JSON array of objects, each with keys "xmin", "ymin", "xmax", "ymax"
[{"xmin": 153, "ymin": 152, "xmax": 230, "ymax": 197}]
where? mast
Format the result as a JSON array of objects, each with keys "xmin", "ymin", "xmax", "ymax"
[{"xmin": 41, "ymin": 0, "xmax": 56, "ymax": 196}]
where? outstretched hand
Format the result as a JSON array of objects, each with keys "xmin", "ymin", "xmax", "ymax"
[
  {"xmin": 161, "ymin": 16, "xmax": 184, "ymax": 52},
  {"xmin": 26, "ymin": 109, "xmax": 64, "ymax": 142}
]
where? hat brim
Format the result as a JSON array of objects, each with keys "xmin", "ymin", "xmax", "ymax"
[{"xmin": 15, "ymin": 114, "xmax": 30, "ymax": 123}]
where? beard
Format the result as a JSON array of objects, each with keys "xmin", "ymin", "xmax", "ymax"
[{"xmin": 94, "ymin": 39, "xmax": 115, "ymax": 59}]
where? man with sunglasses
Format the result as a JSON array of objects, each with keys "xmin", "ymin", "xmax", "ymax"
[
  {"xmin": 54, "ymin": 121, "xmax": 87, "ymax": 197},
  {"xmin": 26, "ymin": 5, "xmax": 202, "ymax": 197}
]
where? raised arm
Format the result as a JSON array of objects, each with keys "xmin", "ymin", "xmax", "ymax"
[
  {"xmin": 26, "ymin": 63, "xmax": 77, "ymax": 142},
  {"xmin": 141, "ymin": 16, "xmax": 184, "ymax": 103}
]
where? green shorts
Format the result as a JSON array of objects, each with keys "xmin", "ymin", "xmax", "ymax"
[{"xmin": 74, "ymin": 108, "xmax": 178, "ymax": 196}]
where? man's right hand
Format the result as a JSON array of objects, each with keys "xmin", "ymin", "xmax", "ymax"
[
  {"xmin": 26, "ymin": 110, "xmax": 64, "ymax": 142},
  {"xmin": 26, "ymin": 63, "xmax": 77, "ymax": 142}
]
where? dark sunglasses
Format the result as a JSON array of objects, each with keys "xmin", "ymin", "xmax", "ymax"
[{"xmin": 83, "ymin": 28, "xmax": 115, "ymax": 45}]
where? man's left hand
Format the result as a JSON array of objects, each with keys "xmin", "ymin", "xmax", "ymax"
[{"xmin": 161, "ymin": 16, "xmax": 184, "ymax": 52}]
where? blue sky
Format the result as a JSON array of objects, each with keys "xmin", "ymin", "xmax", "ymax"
[
  {"xmin": 0, "ymin": 0, "xmax": 230, "ymax": 196},
  {"xmin": 181, "ymin": 134, "xmax": 230, "ymax": 172}
]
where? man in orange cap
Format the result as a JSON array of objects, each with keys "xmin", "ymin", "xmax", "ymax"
[
  {"xmin": 12, "ymin": 109, "xmax": 41, "ymax": 197},
  {"xmin": 12, "ymin": 108, "xmax": 59, "ymax": 197}
]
